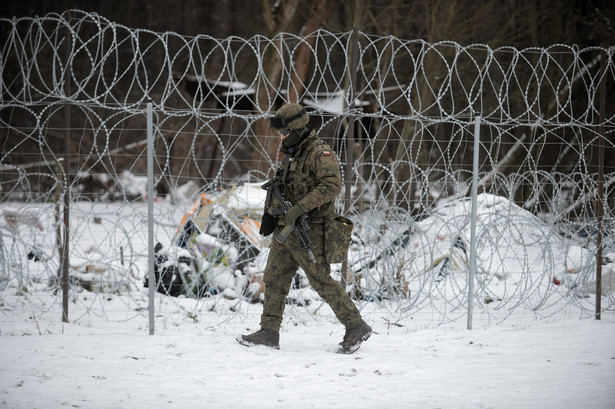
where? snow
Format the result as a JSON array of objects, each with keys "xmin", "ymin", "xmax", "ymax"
[
  {"xmin": 0, "ymin": 302, "xmax": 614, "ymax": 409},
  {"xmin": 302, "ymin": 90, "xmax": 371, "ymax": 114},
  {"xmin": 1, "ymin": 181, "xmax": 614, "ymax": 408}
]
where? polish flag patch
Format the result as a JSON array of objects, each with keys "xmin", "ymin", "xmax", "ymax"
[{"xmin": 323, "ymin": 151, "xmax": 331, "ymax": 156}]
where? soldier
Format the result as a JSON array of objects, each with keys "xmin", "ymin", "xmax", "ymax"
[{"xmin": 236, "ymin": 103, "xmax": 371, "ymax": 354}]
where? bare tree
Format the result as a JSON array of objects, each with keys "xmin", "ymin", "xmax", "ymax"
[{"xmin": 251, "ymin": 0, "xmax": 335, "ymax": 175}]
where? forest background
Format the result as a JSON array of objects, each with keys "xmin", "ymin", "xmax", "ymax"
[
  {"xmin": 1, "ymin": 0, "xmax": 614, "ymax": 200},
  {"xmin": 2, "ymin": 0, "xmax": 612, "ymax": 47}
]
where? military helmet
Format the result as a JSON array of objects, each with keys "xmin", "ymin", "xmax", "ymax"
[{"xmin": 269, "ymin": 103, "xmax": 309, "ymax": 131}]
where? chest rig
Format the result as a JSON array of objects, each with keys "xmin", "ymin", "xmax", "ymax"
[
  {"xmin": 277, "ymin": 142, "xmax": 318, "ymax": 206},
  {"xmin": 265, "ymin": 137, "xmax": 330, "ymax": 221}
]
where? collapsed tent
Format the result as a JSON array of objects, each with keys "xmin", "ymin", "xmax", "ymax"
[{"xmin": 144, "ymin": 183, "xmax": 269, "ymax": 298}]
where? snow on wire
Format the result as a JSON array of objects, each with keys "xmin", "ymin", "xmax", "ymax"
[{"xmin": 0, "ymin": 10, "xmax": 613, "ymax": 332}]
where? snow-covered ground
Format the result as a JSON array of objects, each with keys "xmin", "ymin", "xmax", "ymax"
[
  {"xmin": 0, "ymin": 298, "xmax": 614, "ymax": 409},
  {"xmin": 1, "ymin": 187, "xmax": 614, "ymax": 408}
]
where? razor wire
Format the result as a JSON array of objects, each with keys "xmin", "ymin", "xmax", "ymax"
[{"xmin": 0, "ymin": 10, "xmax": 614, "ymax": 333}]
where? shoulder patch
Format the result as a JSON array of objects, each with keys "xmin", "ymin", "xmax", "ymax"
[{"xmin": 322, "ymin": 150, "xmax": 331, "ymax": 156}]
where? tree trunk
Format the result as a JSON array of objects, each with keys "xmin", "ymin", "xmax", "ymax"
[
  {"xmin": 288, "ymin": 0, "xmax": 335, "ymax": 103},
  {"xmin": 253, "ymin": 0, "xmax": 334, "ymax": 175}
]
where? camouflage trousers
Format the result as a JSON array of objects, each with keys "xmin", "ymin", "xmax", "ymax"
[{"xmin": 260, "ymin": 222, "xmax": 362, "ymax": 332}]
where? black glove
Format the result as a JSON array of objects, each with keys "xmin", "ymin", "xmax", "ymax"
[{"xmin": 259, "ymin": 212, "xmax": 276, "ymax": 236}]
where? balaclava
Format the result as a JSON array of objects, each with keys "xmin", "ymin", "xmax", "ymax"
[{"xmin": 282, "ymin": 127, "xmax": 309, "ymax": 152}]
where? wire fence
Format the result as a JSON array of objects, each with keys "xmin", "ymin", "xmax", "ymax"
[{"xmin": 1, "ymin": 10, "xmax": 614, "ymax": 334}]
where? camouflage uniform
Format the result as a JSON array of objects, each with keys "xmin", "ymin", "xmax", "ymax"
[
  {"xmin": 238, "ymin": 104, "xmax": 370, "ymax": 352},
  {"xmin": 260, "ymin": 129, "xmax": 363, "ymax": 332}
]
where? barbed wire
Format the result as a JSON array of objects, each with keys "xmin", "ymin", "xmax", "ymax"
[{"xmin": 0, "ymin": 10, "xmax": 614, "ymax": 334}]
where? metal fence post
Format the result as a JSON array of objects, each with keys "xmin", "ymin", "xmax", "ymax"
[
  {"xmin": 147, "ymin": 100, "xmax": 155, "ymax": 335},
  {"xmin": 596, "ymin": 48, "xmax": 607, "ymax": 320},
  {"xmin": 468, "ymin": 114, "xmax": 481, "ymax": 330},
  {"xmin": 62, "ymin": 12, "xmax": 71, "ymax": 324},
  {"xmin": 342, "ymin": 28, "xmax": 360, "ymax": 288}
]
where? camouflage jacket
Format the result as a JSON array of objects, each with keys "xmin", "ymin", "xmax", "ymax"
[{"xmin": 265, "ymin": 129, "xmax": 341, "ymax": 224}]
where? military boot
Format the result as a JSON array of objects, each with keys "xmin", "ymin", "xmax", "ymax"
[
  {"xmin": 338, "ymin": 320, "xmax": 372, "ymax": 354},
  {"xmin": 236, "ymin": 329, "xmax": 280, "ymax": 349}
]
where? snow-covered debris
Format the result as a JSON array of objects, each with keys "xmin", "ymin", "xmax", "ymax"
[
  {"xmin": 350, "ymin": 193, "xmax": 594, "ymax": 299},
  {"xmin": 582, "ymin": 263, "xmax": 615, "ymax": 295},
  {"xmin": 118, "ymin": 171, "xmax": 148, "ymax": 199},
  {"xmin": 147, "ymin": 189, "xmax": 600, "ymax": 305},
  {"xmin": 4, "ymin": 184, "xmax": 604, "ymax": 308},
  {"xmin": 146, "ymin": 182, "xmax": 270, "ymax": 298},
  {"xmin": 302, "ymin": 90, "xmax": 370, "ymax": 114}
]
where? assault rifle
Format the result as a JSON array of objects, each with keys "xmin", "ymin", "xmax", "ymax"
[{"xmin": 262, "ymin": 178, "xmax": 317, "ymax": 263}]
